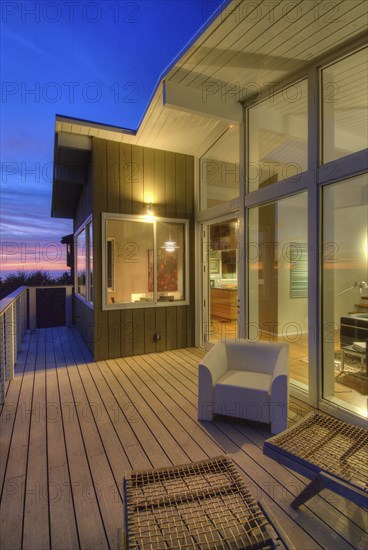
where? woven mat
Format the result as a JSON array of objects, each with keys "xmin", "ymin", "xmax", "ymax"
[
  {"xmin": 123, "ymin": 455, "xmax": 279, "ymax": 549},
  {"xmin": 264, "ymin": 413, "xmax": 368, "ymax": 491}
]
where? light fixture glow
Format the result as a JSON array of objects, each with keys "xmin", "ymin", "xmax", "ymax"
[
  {"xmin": 144, "ymin": 202, "xmax": 155, "ymax": 220},
  {"xmin": 161, "ymin": 239, "xmax": 179, "ymax": 253}
]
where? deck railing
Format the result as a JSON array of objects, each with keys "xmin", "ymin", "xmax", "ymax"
[
  {"xmin": 0, "ymin": 286, "xmax": 28, "ymax": 404},
  {"xmin": 0, "ymin": 285, "xmax": 73, "ymax": 404}
]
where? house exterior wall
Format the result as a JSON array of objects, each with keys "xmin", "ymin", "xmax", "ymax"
[
  {"xmin": 74, "ymin": 296, "xmax": 94, "ymax": 356},
  {"xmin": 92, "ymin": 137, "xmax": 195, "ymax": 361}
]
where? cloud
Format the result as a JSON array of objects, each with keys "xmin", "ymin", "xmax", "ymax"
[{"xmin": 2, "ymin": 26, "xmax": 58, "ymax": 63}]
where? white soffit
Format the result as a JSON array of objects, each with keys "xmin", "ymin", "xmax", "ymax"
[{"xmin": 55, "ymin": 0, "xmax": 368, "ymax": 160}]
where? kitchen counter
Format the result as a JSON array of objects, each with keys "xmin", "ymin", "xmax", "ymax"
[{"xmin": 213, "ymin": 286, "xmax": 237, "ymax": 290}]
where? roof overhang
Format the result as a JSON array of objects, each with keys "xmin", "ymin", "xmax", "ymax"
[
  {"xmin": 52, "ymin": 132, "xmax": 92, "ymax": 218},
  {"xmin": 52, "ymin": 0, "xmax": 368, "ymax": 218}
]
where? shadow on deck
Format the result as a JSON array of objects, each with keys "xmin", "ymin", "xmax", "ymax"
[{"xmin": 0, "ymin": 327, "xmax": 367, "ymax": 549}]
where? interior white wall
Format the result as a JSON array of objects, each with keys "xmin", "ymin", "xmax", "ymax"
[
  {"xmin": 277, "ymin": 198, "xmax": 308, "ymax": 336},
  {"xmin": 332, "ymin": 204, "xmax": 368, "ymax": 325}
]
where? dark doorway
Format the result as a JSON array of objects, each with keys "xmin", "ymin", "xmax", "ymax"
[{"xmin": 36, "ymin": 288, "xmax": 66, "ymax": 328}]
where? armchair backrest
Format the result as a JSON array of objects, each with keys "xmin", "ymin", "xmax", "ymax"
[{"xmin": 225, "ymin": 340, "xmax": 288, "ymax": 376}]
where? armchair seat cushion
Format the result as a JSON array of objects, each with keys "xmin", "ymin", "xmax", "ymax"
[{"xmin": 214, "ymin": 370, "xmax": 272, "ymax": 423}]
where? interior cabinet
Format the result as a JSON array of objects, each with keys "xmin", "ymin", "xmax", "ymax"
[{"xmin": 210, "ymin": 288, "xmax": 238, "ymax": 321}]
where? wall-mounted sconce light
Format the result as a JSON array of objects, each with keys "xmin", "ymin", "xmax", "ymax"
[{"xmin": 144, "ymin": 202, "xmax": 156, "ymax": 220}]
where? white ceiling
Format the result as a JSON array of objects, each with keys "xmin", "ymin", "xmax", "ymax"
[{"xmin": 55, "ymin": 0, "xmax": 367, "ymax": 162}]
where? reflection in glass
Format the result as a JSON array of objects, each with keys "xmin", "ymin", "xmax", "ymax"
[
  {"xmin": 322, "ymin": 174, "xmax": 368, "ymax": 418},
  {"xmin": 200, "ymin": 125, "xmax": 240, "ymax": 209},
  {"xmin": 106, "ymin": 219, "xmax": 154, "ymax": 304},
  {"xmin": 88, "ymin": 222, "xmax": 93, "ymax": 302},
  {"xmin": 76, "ymin": 228, "xmax": 86, "ymax": 298},
  {"xmin": 322, "ymin": 48, "xmax": 368, "ymax": 164},
  {"xmin": 248, "ymin": 80, "xmax": 308, "ymax": 192},
  {"xmin": 156, "ymin": 222, "xmax": 185, "ymax": 301}
]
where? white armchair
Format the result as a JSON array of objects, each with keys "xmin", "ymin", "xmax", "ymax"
[{"xmin": 198, "ymin": 339, "xmax": 289, "ymax": 434}]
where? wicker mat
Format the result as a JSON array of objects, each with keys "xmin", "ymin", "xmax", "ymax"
[
  {"xmin": 123, "ymin": 455, "xmax": 290, "ymax": 549},
  {"xmin": 264, "ymin": 412, "xmax": 368, "ymax": 492}
]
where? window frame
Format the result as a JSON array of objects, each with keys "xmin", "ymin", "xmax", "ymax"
[
  {"xmin": 242, "ymin": 38, "xmax": 368, "ymax": 426},
  {"xmin": 101, "ymin": 212, "xmax": 190, "ymax": 310},
  {"xmin": 319, "ymin": 46, "xmax": 368, "ymax": 166},
  {"xmin": 74, "ymin": 215, "xmax": 93, "ymax": 307},
  {"xmin": 246, "ymin": 77, "xmax": 309, "ymax": 194}
]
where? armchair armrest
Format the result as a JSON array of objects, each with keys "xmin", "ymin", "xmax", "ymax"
[
  {"xmin": 198, "ymin": 342, "xmax": 228, "ymax": 420},
  {"xmin": 200, "ymin": 342, "xmax": 228, "ymax": 384}
]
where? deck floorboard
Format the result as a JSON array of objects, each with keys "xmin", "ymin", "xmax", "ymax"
[{"xmin": 0, "ymin": 327, "xmax": 367, "ymax": 550}]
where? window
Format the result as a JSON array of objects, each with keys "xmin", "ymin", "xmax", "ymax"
[
  {"xmin": 321, "ymin": 48, "xmax": 368, "ymax": 164},
  {"xmin": 102, "ymin": 214, "xmax": 189, "ymax": 309},
  {"xmin": 75, "ymin": 217, "xmax": 93, "ymax": 304},
  {"xmin": 248, "ymin": 192, "xmax": 308, "ymax": 391},
  {"xmin": 87, "ymin": 221, "xmax": 93, "ymax": 301},
  {"xmin": 322, "ymin": 174, "xmax": 367, "ymax": 417},
  {"xmin": 200, "ymin": 125, "xmax": 240, "ymax": 210},
  {"xmin": 244, "ymin": 45, "xmax": 367, "ymax": 422},
  {"xmin": 76, "ymin": 228, "xmax": 86, "ymax": 298},
  {"xmin": 247, "ymin": 80, "xmax": 308, "ymax": 192}
]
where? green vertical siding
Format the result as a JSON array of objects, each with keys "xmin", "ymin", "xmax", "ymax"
[{"xmin": 89, "ymin": 137, "xmax": 195, "ymax": 361}]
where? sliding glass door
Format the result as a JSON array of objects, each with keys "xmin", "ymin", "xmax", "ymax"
[
  {"xmin": 322, "ymin": 175, "xmax": 368, "ymax": 417},
  {"xmin": 248, "ymin": 192, "xmax": 309, "ymax": 391}
]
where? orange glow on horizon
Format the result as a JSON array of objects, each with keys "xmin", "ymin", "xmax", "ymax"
[{"xmin": 1, "ymin": 261, "xmax": 69, "ymax": 274}]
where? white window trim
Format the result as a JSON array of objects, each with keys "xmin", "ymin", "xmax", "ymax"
[
  {"xmin": 107, "ymin": 238, "xmax": 115, "ymax": 292},
  {"xmin": 101, "ymin": 212, "xmax": 190, "ymax": 311},
  {"xmin": 74, "ymin": 215, "xmax": 93, "ymax": 308}
]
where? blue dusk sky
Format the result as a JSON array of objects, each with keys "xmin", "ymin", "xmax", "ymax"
[{"xmin": 1, "ymin": 0, "xmax": 226, "ymax": 275}]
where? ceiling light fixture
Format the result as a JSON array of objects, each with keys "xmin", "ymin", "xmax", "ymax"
[{"xmin": 161, "ymin": 235, "xmax": 179, "ymax": 253}]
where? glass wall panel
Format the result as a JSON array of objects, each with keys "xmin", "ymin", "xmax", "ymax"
[
  {"xmin": 76, "ymin": 228, "xmax": 86, "ymax": 298},
  {"xmin": 200, "ymin": 125, "xmax": 240, "ymax": 209},
  {"xmin": 87, "ymin": 222, "xmax": 93, "ymax": 302},
  {"xmin": 248, "ymin": 192, "xmax": 309, "ymax": 390},
  {"xmin": 156, "ymin": 221, "xmax": 186, "ymax": 302},
  {"xmin": 106, "ymin": 219, "xmax": 154, "ymax": 305},
  {"xmin": 248, "ymin": 80, "xmax": 308, "ymax": 192},
  {"xmin": 322, "ymin": 48, "xmax": 368, "ymax": 164},
  {"xmin": 104, "ymin": 216, "xmax": 188, "ymax": 307},
  {"xmin": 322, "ymin": 174, "xmax": 368, "ymax": 418}
]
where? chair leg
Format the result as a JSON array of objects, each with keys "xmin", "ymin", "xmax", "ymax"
[{"xmin": 291, "ymin": 475, "xmax": 323, "ymax": 509}]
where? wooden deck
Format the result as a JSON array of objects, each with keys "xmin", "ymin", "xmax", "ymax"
[{"xmin": 0, "ymin": 327, "xmax": 367, "ymax": 550}]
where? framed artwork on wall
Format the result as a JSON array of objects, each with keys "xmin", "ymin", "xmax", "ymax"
[
  {"xmin": 210, "ymin": 259, "xmax": 220, "ymax": 274},
  {"xmin": 290, "ymin": 242, "xmax": 308, "ymax": 298},
  {"xmin": 148, "ymin": 249, "xmax": 178, "ymax": 292}
]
